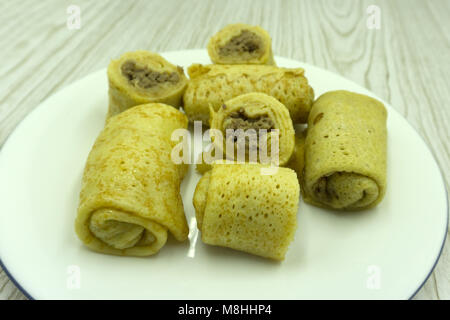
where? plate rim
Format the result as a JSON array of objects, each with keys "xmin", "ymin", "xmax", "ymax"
[{"xmin": 0, "ymin": 49, "xmax": 448, "ymax": 300}]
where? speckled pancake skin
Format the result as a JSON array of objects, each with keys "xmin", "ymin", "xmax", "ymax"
[
  {"xmin": 183, "ymin": 64, "xmax": 314, "ymax": 124},
  {"xmin": 210, "ymin": 92, "xmax": 295, "ymax": 166},
  {"xmin": 75, "ymin": 103, "xmax": 189, "ymax": 256},
  {"xmin": 107, "ymin": 51, "xmax": 187, "ymax": 118},
  {"xmin": 207, "ymin": 23, "xmax": 275, "ymax": 65},
  {"xmin": 303, "ymin": 90, "xmax": 387, "ymax": 210},
  {"xmin": 193, "ymin": 164, "xmax": 299, "ymax": 260}
]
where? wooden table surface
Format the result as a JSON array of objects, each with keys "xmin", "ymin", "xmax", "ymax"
[{"xmin": 0, "ymin": 0, "xmax": 448, "ymax": 300}]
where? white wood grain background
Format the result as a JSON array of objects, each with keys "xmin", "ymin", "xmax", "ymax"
[{"xmin": 0, "ymin": 0, "xmax": 448, "ymax": 300}]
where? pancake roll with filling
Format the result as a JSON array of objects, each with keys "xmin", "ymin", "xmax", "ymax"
[
  {"xmin": 75, "ymin": 104, "xmax": 189, "ymax": 256},
  {"xmin": 209, "ymin": 92, "xmax": 295, "ymax": 166},
  {"xmin": 302, "ymin": 90, "xmax": 387, "ymax": 210},
  {"xmin": 183, "ymin": 64, "xmax": 314, "ymax": 124},
  {"xmin": 193, "ymin": 164, "xmax": 299, "ymax": 260},
  {"xmin": 207, "ymin": 23, "xmax": 275, "ymax": 65},
  {"xmin": 107, "ymin": 51, "xmax": 188, "ymax": 118}
]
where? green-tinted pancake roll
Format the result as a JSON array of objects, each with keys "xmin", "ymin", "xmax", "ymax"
[
  {"xmin": 75, "ymin": 104, "xmax": 189, "ymax": 256},
  {"xmin": 193, "ymin": 163, "xmax": 299, "ymax": 260},
  {"xmin": 183, "ymin": 64, "xmax": 314, "ymax": 124},
  {"xmin": 207, "ymin": 23, "xmax": 275, "ymax": 65},
  {"xmin": 107, "ymin": 51, "xmax": 187, "ymax": 118},
  {"xmin": 302, "ymin": 91, "xmax": 387, "ymax": 210},
  {"xmin": 210, "ymin": 92, "xmax": 295, "ymax": 166}
]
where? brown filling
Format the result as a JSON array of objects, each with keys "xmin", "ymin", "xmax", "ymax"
[
  {"xmin": 121, "ymin": 60, "xmax": 180, "ymax": 89},
  {"xmin": 312, "ymin": 173, "xmax": 377, "ymax": 209},
  {"xmin": 314, "ymin": 176, "xmax": 333, "ymax": 202},
  {"xmin": 223, "ymin": 107, "xmax": 275, "ymax": 156},
  {"xmin": 219, "ymin": 30, "xmax": 262, "ymax": 56},
  {"xmin": 224, "ymin": 108, "xmax": 274, "ymax": 132}
]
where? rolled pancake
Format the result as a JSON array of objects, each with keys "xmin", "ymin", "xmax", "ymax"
[
  {"xmin": 210, "ymin": 92, "xmax": 295, "ymax": 166},
  {"xmin": 75, "ymin": 103, "xmax": 189, "ymax": 256},
  {"xmin": 303, "ymin": 90, "xmax": 387, "ymax": 210},
  {"xmin": 183, "ymin": 64, "xmax": 314, "ymax": 124},
  {"xmin": 107, "ymin": 51, "xmax": 187, "ymax": 118},
  {"xmin": 193, "ymin": 164, "xmax": 299, "ymax": 260},
  {"xmin": 207, "ymin": 23, "xmax": 275, "ymax": 65}
]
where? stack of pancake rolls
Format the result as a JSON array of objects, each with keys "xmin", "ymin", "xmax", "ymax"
[{"xmin": 75, "ymin": 23, "xmax": 387, "ymax": 260}]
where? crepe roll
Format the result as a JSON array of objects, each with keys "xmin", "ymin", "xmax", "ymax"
[
  {"xmin": 210, "ymin": 92, "xmax": 295, "ymax": 166},
  {"xmin": 207, "ymin": 23, "xmax": 275, "ymax": 65},
  {"xmin": 183, "ymin": 64, "xmax": 314, "ymax": 124},
  {"xmin": 107, "ymin": 51, "xmax": 188, "ymax": 118},
  {"xmin": 193, "ymin": 164, "xmax": 299, "ymax": 260},
  {"xmin": 303, "ymin": 91, "xmax": 387, "ymax": 210},
  {"xmin": 75, "ymin": 103, "xmax": 189, "ymax": 256}
]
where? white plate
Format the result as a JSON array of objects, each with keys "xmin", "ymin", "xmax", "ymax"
[{"xmin": 0, "ymin": 50, "xmax": 447, "ymax": 300}]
